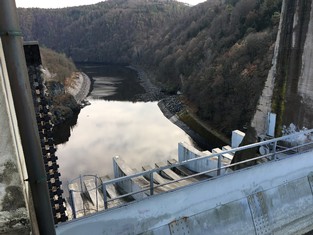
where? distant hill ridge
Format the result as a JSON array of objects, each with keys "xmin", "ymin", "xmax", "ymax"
[{"xmin": 18, "ymin": 0, "xmax": 283, "ymax": 136}]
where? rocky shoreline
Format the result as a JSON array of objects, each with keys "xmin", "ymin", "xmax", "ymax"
[
  {"xmin": 158, "ymin": 97, "xmax": 211, "ymax": 150},
  {"xmin": 48, "ymin": 72, "xmax": 91, "ymax": 127},
  {"xmin": 127, "ymin": 65, "xmax": 166, "ymax": 101},
  {"xmin": 67, "ymin": 72, "xmax": 91, "ymax": 105},
  {"xmin": 129, "ymin": 66, "xmax": 228, "ymax": 150},
  {"xmin": 56, "ymin": 66, "xmax": 228, "ymax": 149},
  {"xmin": 50, "ymin": 72, "xmax": 91, "ymax": 144}
]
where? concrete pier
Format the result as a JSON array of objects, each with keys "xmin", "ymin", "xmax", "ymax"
[{"xmin": 178, "ymin": 142, "xmax": 230, "ymax": 176}]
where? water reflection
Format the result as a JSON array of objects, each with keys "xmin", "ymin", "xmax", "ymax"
[
  {"xmin": 80, "ymin": 64, "xmax": 145, "ymax": 101},
  {"xmin": 57, "ymin": 100, "xmax": 193, "ymax": 183},
  {"xmin": 90, "ymin": 77, "xmax": 122, "ymax": 98}
]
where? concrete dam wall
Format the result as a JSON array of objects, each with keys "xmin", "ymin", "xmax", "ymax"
[
  {"xmin": 277, "ymin": 0, "xmax": 313, "ymax": 130},
  {"xmin": 56, "ymin": 148, "xmax": 313, "ymax": 235},
  {"xmin": 252, "ymin": 0, "xmax": 313, "ymax": 137}
]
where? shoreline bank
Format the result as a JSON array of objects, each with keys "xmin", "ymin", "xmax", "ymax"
[
  {"xmin": 65, "ymin": 65, "xmax": 230, "ymax": 150},
  {"xmin": 127, "ymin": 65, "xmax": 166, "ymax": 101},
  {"xmin": 131, "ymin": 65, "xmax": 230, "ymax": 150},
  {"xmin": 158, "ymin": 97, "xmax": 229, "ymax": 150},
  {"xmin": 66, "ymin": 72, "xmax": 91, "ymax": 104}
]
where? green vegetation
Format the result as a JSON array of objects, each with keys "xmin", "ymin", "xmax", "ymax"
[
  {"xmin": 143, "ymin": 0, "xmax": 282, "ymax": 135},
  {"xmin": 18, "ymin": 0, "xmax": 283, "ymax": 135},
  {"xmin": 18, "ymin": 0, "xmax": 188, "ymax": 63}
]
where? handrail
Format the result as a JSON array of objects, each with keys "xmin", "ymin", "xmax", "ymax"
[
  {"xmin": 89, "ymin": 128, "xmax": 313, "ymax": 187},
  {"xmin": 68, "ymin": 129, "xmax": 313, "ymax": 218},
  {"xmin": 68, "ymin": 174, "xmax": 101, "ymax": 218}
]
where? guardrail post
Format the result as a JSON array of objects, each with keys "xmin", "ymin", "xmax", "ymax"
[
  {"xmin": 273, "ymin": 140, "xmax": 277, "ymax": 160},
  {"xmin": 95, "ymin": 176, "xmax": 99, "ymax": 211},
  {"xmin": 217, "ymin": 154, "xmax": 221, "ymax": 176},
  {"xmin": 102, "ymin": 183, "xmax": 108, "ymax": 209},
  {"xmin": 69, "ymin": 189, "xmax": 76, "ymax": 219},
  {"xmin": 79, "ymin": 175, "xmax": 86, "ymax": 215},
  {"xmin": 150, "ymin": 172, "xmax": 154, "ymax": 195}
]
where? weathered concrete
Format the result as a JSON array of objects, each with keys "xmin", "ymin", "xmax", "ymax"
[
  {"xmin": 0, "ymin": 39, "xmax": 32, "ymax": 234},
  {"xmin": 101, "ymin": 176, "xmax": 127, "ymax": 207},
  {"xmin": 250, "ymin": 0, "xmax": 285, "ymax": 137},
  {"xmin": 56, "ymin": 148, "xmax": 313, "ymax": 235},
  {"xmin": 83, "ymin": 178, "xmax": 104, "ymax": 211},
  {"xmin": 155, "ymin": 162, "xmax": 191, "ymax": 186},
  {"xmin": 68, "ymin": 183, "xmax": 84, "ymax": 218},
  {"xmin": 178, "ymin": 142, "xmax": 228, "ymax": 176},
  {"xmin": 142, "ymin": 165, "xmax": 182, "ymax": 190},
  {"xmin": 298, "ymin": 0, "xmax": 313, "ymax": 124},
  {"xmin": 66, "ymin": 72, "xmax": 91, "ymax": 104},
  {"xmin": 113, "ymin": 156, "xmax": 166, "ymax": 199},
  {"xmin": 231, "ymin": 130, "xmax": 245, "ymax": 148},
  {"xmin": 113, "ymin": 156, "xmax": 150, "ymax": 200},
  {"xmin": 274, "ymin": 0, "xmax": 313, "ymax": 130}
]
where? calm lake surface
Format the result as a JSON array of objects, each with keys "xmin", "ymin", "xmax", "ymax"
[{"xmin": 56, "ymin": 65, "xmax": 194, "ymax": 184}]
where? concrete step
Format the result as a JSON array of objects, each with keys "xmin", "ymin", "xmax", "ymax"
[
  {"xmin": 212, "ymin": 148, "xmax": 233, "ymax": 164},
  {"xmin": 68, "ymin": 183, "xmax": 85, "ymax": 218},
  {"xmin": 168, "ymin": 159, "xmax": 208, "ymax": 181},
  {"xmin": 155, "ymin": 162, "xmax": 192, "ymax": 186},
  {"xmin": 64, "ymin": 197, "xmax": 73, "ymax": 220},
  {"xmin": 203, "ymin": 150, "xmax": 212, "ymax": 156},
  {"xmin": 113, "ymin": 156, "xmax": 165, "ymax": 200},
  {"xmin": 142, "ymin": 165, "xmax": 181, "ymax": 190},
  {"xmin": 222, "ymin": 145, "xmax": 235, "ymax": 155},
  {"xmin": 142, "ymin": 165, "xmax": 170, "ymax": 184},
  {"xmin": 101, "ymin": 176, "xmax": 131, "ymax": 207},
  {"xmin": 83, "ymin": 178, "xmax": 104, "ymax": 211}
]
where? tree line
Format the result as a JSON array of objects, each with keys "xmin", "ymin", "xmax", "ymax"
[{"xmin": 18, "ymin": 0, "xmax": 282, "ymax": 136}]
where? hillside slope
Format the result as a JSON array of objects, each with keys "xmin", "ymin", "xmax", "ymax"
[
  {"xmin": 18, "ymin": 0, "xmax": 283, "ymax": 137},
  {"xmin": 140, "ymin": 0, "xmax": 282, "ymax": 134},
  {"xmin": 18, "ymin": 0, "xmax": 188, "ymax": 63}
]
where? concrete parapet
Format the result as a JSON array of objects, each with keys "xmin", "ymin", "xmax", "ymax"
[
  {"xmin": 178, "ymin": 142, "xmax": 227, "ymax": 176},
  {"xmin": 0, "ymin": 39, "xmax": 32, "ymax": 233},
  {"xmin": 56, "ymin": 149, "xmax": 313, "ymax": 235},
  {"xmin": 113, "ymin": 156, "xmax": 148, "ymax": 200},
  {"xmin": 231, "ymin": 130, "xmax": 245, "ymax": 148}
]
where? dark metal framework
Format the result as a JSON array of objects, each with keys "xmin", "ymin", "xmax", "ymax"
[
  {"xmin": 24, "ymin": 43, "xmax": 68, "ymax": 224},
  {"xmin": 0, "ymin": 1, "xmax": 56, "ymax": 234}
]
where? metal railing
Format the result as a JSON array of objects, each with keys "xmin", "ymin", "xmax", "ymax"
[
  {"xmin": 69, "ymin": 175, "xmax": 102, "ymax": 219},
  {"xmin": 68, "ymin": 129, "xmax": 313, "ymax": 219}
]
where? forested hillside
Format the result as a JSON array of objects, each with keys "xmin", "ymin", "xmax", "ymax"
[
  {"xmin": 18, "ymin": 0, "xmax": 282, "ymax": 136},
  {"xmin": 18, "ymin": 0, "xmax": 188, "ymax": 63},
  {"xmin": 141, "ymin": 0, "xmax": 282, "ymax": 134}
]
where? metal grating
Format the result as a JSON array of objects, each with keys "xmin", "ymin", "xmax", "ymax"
[
  {"xmin": 169, "ymin": 217, "xmax": 191, "ymax": 235},
  {"xmin": 248, "ymin": 192, "xmax": 272, "ymax": 235}
]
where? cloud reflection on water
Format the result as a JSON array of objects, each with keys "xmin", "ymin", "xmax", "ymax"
[
  {"xmin": 90, "ymin": 76, "xmax": 123, "ymax": 98},
  {"xmin": 57, "ymin": 100, "xmax": 193, "ymax": 183}
]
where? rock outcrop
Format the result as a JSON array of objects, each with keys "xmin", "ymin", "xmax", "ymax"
[{"xmin": 45, "ymin": 80, "xmax": 80, "ymax": 126}]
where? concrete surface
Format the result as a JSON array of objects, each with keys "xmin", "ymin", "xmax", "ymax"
[{"xmin": 0, "ymin": 39, "xmax": 32, "ymax": 234}]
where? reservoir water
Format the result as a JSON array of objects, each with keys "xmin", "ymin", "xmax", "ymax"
[{"xmin": 56, "ymin": 65, "xmax": 194, "ymax": 184}]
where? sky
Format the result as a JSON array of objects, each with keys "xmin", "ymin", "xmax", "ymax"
[{"xmin": 15, "ymin": 0, "xmax": 206, "ymax": 8}]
